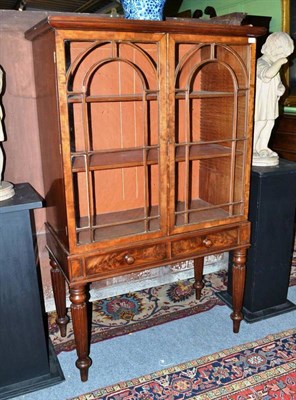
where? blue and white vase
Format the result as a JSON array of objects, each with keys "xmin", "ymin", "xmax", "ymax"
[{"xmin": 121, "ymin": 0, "xmax": 166, "ymax": 21}]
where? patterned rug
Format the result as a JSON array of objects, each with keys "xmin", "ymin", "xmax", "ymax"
[
  {"xmin": 69, "ymin": 328, "xmax": 296, "ymax": 400},
  {"xmin": 49, "ymin": 261, "xmax": 296, "ymax": 355}
]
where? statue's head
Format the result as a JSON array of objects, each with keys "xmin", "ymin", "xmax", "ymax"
[{"xmin": 261, "ymin": 32, "xmax": 294, "ymax": 61}]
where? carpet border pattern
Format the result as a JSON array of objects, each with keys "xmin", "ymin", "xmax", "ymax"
[{"xmin": 69, "ymin": 328, "xmax": 296, "ymax": 399}]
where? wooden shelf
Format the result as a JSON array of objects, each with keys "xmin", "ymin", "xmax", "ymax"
[
  {"xmin": 77, "ymin": 205, "xmax": 160, "ymax": 243},
  {"xmin": 68, "ymin": 92, "xmax": 158, "ymax": 103},
  {"xmin": 75, "ymin": 198, "xmax": 239, "ymax": 243},
  {"xmin": 68, "ymin": 90, "xmax": 246, "ymax": 103},
  {"xmin": 71, "ymin": 144, "xmax": 235, "ymax": 172},
  {"xmin": 175, "ymin": 90, "xmax": 247, "ymax": 99},
  {"xmin": 175, "ymin": 143, "xmax": 232, "ymax": 161},
  {"xmin": 175, "ymin": 199, "xmax": 234, "ymax": 226},
  {"xmin": 72, "ymin": 147, "xmax": 159, "ymax": 172},
  {"xmin": 175, "ymin": 90, "xmax": 233, "ymax": 99}
]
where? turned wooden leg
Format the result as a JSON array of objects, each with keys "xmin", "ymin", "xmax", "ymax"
[
  {"xmin": 231, "ymin": 248, "xmax": 247, "ymax": 333},
  {"xmin": 69, "ymin": 285, "xmax": 92, "ymax": 382},
  {"xmin": 193, "ymin": 257, "xmax": 205, "ymax": 300},
  {"xmin": 50, "ymin": 258, "xmax": 70, "ymax": 337}
]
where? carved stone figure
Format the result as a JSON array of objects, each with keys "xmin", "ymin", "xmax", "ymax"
[
  {"xmin": 0, "ymin": 66, "xmax": 15, "ymax": 200},
  {"xmin": 252, "ymin": 32, "xmax": 294, "ymax": 166}
]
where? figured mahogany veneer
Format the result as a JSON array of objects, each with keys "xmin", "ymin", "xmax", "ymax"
[
  {"xmin": 26, "ymin": 16, "xmax": 265, "ymax": 382},
  {"xmin": 171, "ymin": 228, "xmax": 239, "ymax": 258}
]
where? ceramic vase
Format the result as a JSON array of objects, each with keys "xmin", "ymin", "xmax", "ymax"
[{"xmin": 121, "ymin": 0, "xmax": 166, "ymax": 21}]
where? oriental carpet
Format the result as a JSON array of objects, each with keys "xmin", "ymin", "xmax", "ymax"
[
  {"xmin": 68, "ymin": 328, "xmax": 296, "ymax": 400},
  {"xmin": 49, "ymin": 261, "xmax": 296, "ymax": 355}
]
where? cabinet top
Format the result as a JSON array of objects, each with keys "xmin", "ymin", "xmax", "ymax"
[{"xmin": 25, "ymin": 15, "xmax": 266, "ymax": 41}]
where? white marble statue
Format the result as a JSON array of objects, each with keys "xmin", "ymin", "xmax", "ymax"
[
  {"xmin": 0, "ymin": 65, "xmax": 15, "ymax": 200},
  {"xmin": 252, "ymin": 32, "xmax": 294, "ymax": 166}
]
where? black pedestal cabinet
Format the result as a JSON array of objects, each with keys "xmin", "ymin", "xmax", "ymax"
[
  {"xmin": 0, "ymin": 183, "xmax": 64, "ymax": 399},
  {"xmin": 218, "ymin": 159, "xmax": 296, "ymax": 322}
]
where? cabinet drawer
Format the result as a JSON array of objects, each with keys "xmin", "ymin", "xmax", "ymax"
[
  {"xmin": 171, "ymin": 229, "xmax": 238, "ymax": 258},
  {"xmin": 85, "ymin": 243, "xmax": 167, "ymax": 277}
]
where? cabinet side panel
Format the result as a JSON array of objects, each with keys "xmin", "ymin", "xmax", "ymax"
[{"xmin": 31, "ymin": 31, "xmax": 68, "ymax": 247}]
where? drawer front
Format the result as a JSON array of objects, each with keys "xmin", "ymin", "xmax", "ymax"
[
  {"xmin": 85, "ymin": 243, "xmax": 167, "ymax": 277},
  {"xmin": 171, "ymin": 229, "xmax": 238, "ymax": 259}
]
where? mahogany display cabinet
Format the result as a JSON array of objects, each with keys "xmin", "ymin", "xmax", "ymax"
[{"xmin": 25, "ymin": 16, "xmax": 265, "ymax": 381}]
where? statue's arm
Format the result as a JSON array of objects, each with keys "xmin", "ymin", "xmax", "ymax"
[{"xmin": 263, "ymin": 57, "xmax": 288, "ymax": 79}]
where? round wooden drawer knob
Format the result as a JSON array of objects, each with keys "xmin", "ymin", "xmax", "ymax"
[
  {"xmin": 203, "ymin": 238, "xmax": 213, "ymax": 248},
  {"xmin": 124, "ymin": 254, "xmax": 135, "ymax": 265}
]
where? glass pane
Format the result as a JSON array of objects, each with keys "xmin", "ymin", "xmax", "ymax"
[
  {"xmin": 66, "ymin": 39, "xmax": 161, "ymax": 245},
  {"xmin": 175, "ymin": 156, "xmax": 244, "ymax": 227},
  {"xmin": 173, "ymin": 40, "xmax": 249, "ymax": 228},
  {"xmin": 74, "ymin": 165, "xmax": 160, "ymax": 245}
]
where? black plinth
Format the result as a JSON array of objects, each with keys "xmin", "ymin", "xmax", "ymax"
[
  {"xmin": 217, "ymin": 159, "xmax": 296, "ymax": 322},
  {"xmin": 0, "ymin": 183, "xmax": 64, "ymax": 400}
]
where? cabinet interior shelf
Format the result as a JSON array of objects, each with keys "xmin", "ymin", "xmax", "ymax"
[
  {"xmin": 175, "ymin": 90, "xmax": 245, "ymax": 99},
  {"xmin": 67, "ymin": 90, "xmax": 244, "ymax": 104},
  {"xmin": 76, "ymin": 199, "xmax": 234, "ymax": 243},
  {"xmin": 71, "ymin": 143, "xmax": 234, "ymax": 172},
  {"xmin": 72, "ymin": 147, "xmax": 159, "ymax": 172},
  {"xmin": 175, "ymin": 143, "xmax": 233, "ymax": 161},
  {"xmin": 68, "ymin": 93, "xmax": 158, "ymax": 103},
  {"xmin": 77, "ymin": 205, "xmax": 160, "ymax": 243}
]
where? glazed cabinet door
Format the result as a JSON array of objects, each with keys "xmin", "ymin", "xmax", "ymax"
[
  {"xmin": 168, "ymin": 34, "xmax": 256, "ymax": 234},
  {"xmin": 55, "ymin": 31, "xmax": 168, "ymax": 252}
]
